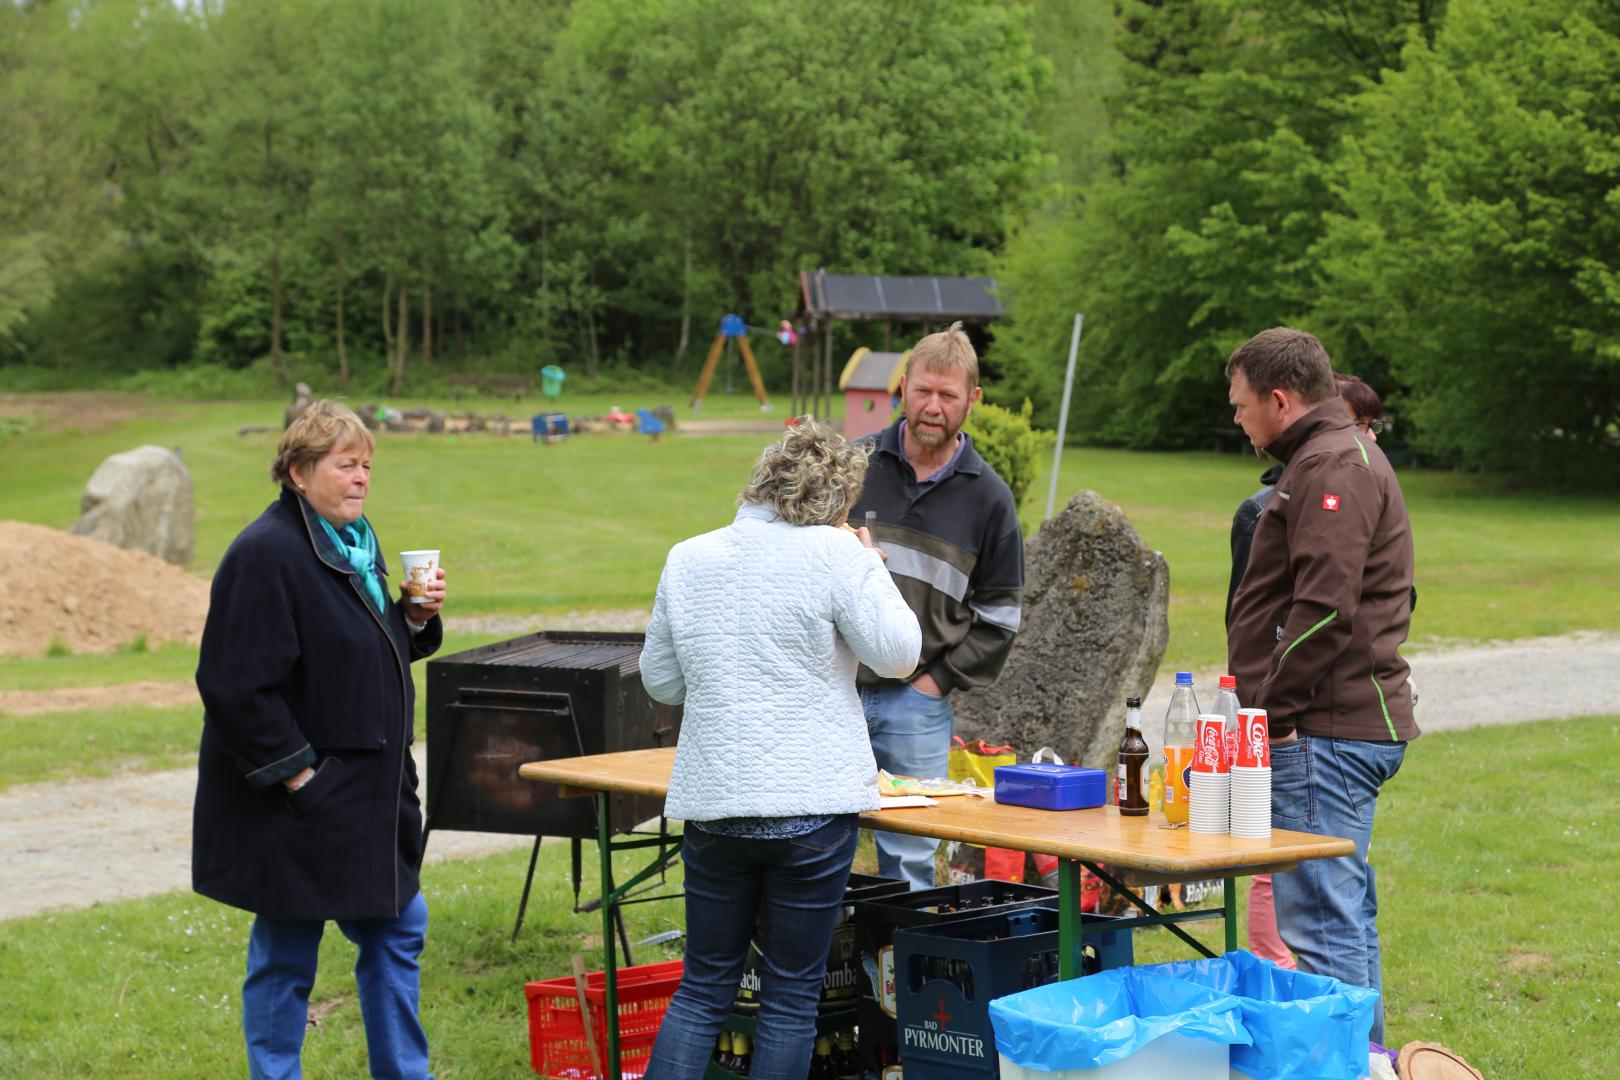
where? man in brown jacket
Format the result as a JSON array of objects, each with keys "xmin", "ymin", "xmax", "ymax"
[{"xmin": 1225, "ymin": 327, "xmax": 1417, "ymax": 1045}]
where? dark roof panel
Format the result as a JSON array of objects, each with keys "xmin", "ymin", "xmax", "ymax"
[{"xmin": 803, "ymin": 271, "xmax": 1003, "ymax": 322}]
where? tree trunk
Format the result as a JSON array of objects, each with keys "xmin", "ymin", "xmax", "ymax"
[
  {"xmin": 266, "ymin": 123, "xmax": 287, "ymax": 389},
  {"xmin": 270, "ymin": 228, "xmax": 287, "ymax": 389},
  {"xmin": 381, "ymin": 273, "xmax": 395, "ymax": 380},
  {"xmin": 420, "ymin": 255, "xmax": 432, "ymax": 368},
  {"xmin": 334, "ymin": 228, "xmax": 349, "ymax": 391},
  {"xmin": 585, "ymin": 307, "xmax": 600, "ymax": 378},
  {"xmin": 672, "ymin": 212, "xmax": 692, "ymax": 376},
  {"xmin": 393, "ymin": 283, "xmax": 410, "ymax": 394}
]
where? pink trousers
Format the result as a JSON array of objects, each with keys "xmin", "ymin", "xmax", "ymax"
[{"xmin": 1247, "ymin": 874, "xmax": 1296, "ymax": 968}]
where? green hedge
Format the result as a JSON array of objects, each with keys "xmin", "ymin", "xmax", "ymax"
[{"xmin": 965, "ymin": 398, "xmax": 1049, "ymax": 508}]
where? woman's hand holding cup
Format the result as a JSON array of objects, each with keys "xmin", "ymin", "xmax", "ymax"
[{"xmin": 402, "ymin": 566, "xmax": 447, "ymax": 626}]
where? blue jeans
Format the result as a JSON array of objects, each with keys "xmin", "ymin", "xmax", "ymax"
[
  {"xmin": 242, "ymin": 891, "xmax": 432, "ymax": 1080},
  {"xmin": 860, "ymin": 683, "xmax": 954, "ymax": 890},
  {"xmin": 1270, "ymin": 736, "xmax": 1406, "ymax": 1045},
  {"xmin": 646, "ymin": 815, "xmax": 859, "ymax": 1080}
]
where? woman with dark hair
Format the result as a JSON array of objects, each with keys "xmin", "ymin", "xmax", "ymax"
[
  {"xmin": 1335, "ymin": 372, "xmax": 1386, "ymax": 440},
  {"xmin": 193, "ymin": 400, "xmax": 447, "ymax": 1080},
  {"xmin": 640, "ymin": 421, "xmax": 921, "ymax": 1080}
]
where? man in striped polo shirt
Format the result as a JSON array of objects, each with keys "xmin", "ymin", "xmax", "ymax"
[{"xmin": 850, "ymin": 322, "xmax": 1025, "ymax": 890}]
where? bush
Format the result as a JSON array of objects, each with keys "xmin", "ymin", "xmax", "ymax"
[{"xmin": 964, "ymin": 398, "xmax": 1050, "ymax": 508}]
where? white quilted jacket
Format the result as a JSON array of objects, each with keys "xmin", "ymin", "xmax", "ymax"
[{"xmin": 641, "ymin": 502, "xmax": 922, "ymax": 821}]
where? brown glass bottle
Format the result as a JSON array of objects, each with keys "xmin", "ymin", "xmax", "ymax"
[{"xmin": 1117, "ymin": 696, "xmax": 1150, "ymax": 816}]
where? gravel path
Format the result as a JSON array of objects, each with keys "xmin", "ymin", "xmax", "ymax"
[{"xmin": 2, "ymin": 631, "xmax": 1616, "ymax": 921}]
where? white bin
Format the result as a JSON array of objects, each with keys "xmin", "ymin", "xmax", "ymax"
[{"xmin": 997, "ymin": 1030, "xmax": 1227, "ymax": 1079}]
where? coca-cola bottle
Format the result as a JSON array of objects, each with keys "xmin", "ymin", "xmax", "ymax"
[
  {"xmin": 1215, "ymin": 675, "xmax": 1241, "ymax": 768},
  {"xmin": 1117, "ymin": 696, "xmax": 1149, "ymax": 816}
]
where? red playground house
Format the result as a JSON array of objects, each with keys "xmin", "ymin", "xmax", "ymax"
[{"xmin": 839, "ymin": 347, "xmax": 908, "ymax": 440}]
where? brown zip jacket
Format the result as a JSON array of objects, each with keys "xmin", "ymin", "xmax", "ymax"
[{"xmin": 1227, "ymin": 398, "xmax": 1419, "ymax": 743}]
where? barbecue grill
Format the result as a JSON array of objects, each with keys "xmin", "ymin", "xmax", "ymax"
[{"xmin": 424, "ymin": 631, "xmax": 682, "ymax": 940}]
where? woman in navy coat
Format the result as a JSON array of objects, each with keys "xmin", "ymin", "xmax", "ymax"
[{"xmin": 193, "ymin": 400, "xmax": 446, "ymax": 1080}]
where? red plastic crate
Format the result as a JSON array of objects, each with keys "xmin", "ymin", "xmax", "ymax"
[{"xmin": 525, "ymin": 959, "xmax": 684, "ymax": 1079}]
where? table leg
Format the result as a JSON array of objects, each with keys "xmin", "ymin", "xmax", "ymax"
[
  {"xmin": 598, "ymin": 794, "xmax": 621, "ymax": 1080},
  {"xmin": 1224, "ymin": 877, "xmax": 1238, "ymax": 955},
  {"xmin": 1058, "ymin": 857, "xmax": 1083, "ymax": 980}
]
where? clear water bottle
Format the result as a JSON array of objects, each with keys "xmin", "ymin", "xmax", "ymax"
[
  {"xmin": 1161, "ymin": 672, "xmax": 1200, "ymax": 823},
  {"xmin": 1214, "ymin": 675, "xmax": 1241, "ymax": 768}
]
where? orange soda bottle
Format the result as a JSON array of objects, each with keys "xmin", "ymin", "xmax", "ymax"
[{"xmin": 1162, "ymin": 672, "xmax": 1200, "ymax": 824}]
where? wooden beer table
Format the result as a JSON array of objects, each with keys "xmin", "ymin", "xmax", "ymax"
[{"xmin": 520, "ymin": 747, "xmax": 1353, "ymax": 1080}]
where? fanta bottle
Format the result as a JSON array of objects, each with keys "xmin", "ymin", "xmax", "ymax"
[{"xmin": 1162, "ymin": 672, "xmax": 1200, "ymax": 824}]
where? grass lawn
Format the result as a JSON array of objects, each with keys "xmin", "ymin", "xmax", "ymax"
[
  {"xmin": 4, "ymin": 392, "xmax": 1617, "ymax": 673},
  {"xmin": 1031, "ymin": 446, "xmax": 1620, "ymax": 671},
  {"xmin": 0, "ymin": 703, "xmax": 202, "ymax": 789},
  {"xmin": 0, "ymin": 630, "xmax": 513, "ymax": 790},
  {"xmin": 0, "ymin": 716, "xmax": 1612, "ymax": 1077},
  {"xmin": 0, "ymin": 642, "xmax": 204, "ymax": 694}
]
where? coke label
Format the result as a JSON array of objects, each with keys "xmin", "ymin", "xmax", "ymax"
[
  {"xmin": 1193, "ymin": 716, "xmax": 1225, "ymax": 773},
  {"xmin": 1237, "ymin": 708, "xmax": 1270, "ymax": 768}
]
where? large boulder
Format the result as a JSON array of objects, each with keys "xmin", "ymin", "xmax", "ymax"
[
  {"xmin": 953, "ymin": 489, "xmax": 1168, "ymax": 770},
  {"xmin": 69, "ymin": 446, "xmax": 195, "ymax": 566},
  {"xmin": 283, "ymin": 382, "xmax": 313, "ymax": 428}
]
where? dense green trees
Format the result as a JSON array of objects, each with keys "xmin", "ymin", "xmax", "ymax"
[
  {"xmin": 993, "ymin": 0, "xmax": 1617, "ymax": 475},
  {"xmin": 0, "ymin": 0, "xmax": 1043, "ymax": 392},
  {"xmin": 1319, "ymin": 0, "xmax": 1620, "ymax": 472},
  {"xmin": 2, "ymin": 0, "xmax": 1615, "ymax": 476}
]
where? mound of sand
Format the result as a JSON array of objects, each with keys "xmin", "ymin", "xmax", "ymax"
[{"xmin": 1, "ymin": 521, "xmax": 211, "ymax": 657}]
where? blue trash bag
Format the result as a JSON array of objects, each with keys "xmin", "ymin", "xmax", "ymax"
[
  {"xmin": 1142, "ymin": 951, "xmax": 1379, "ymax": 1080},
  {"xmin": 989, "ymin": 966, "xmax": 1252, "ymax": 1070}
]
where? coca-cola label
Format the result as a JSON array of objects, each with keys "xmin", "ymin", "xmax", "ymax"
[
  {"xmin": 1194, "ymin": 718, "xmax": 1224, "ymax": 772},
  {"xmin": 1238, "ymin": 709, "xmax": 1270, "ymax": 767}
]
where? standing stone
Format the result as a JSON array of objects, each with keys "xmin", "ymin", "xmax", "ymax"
[
  {"xmin": 283, "ymin": 382, "xmax": 313, "ymax": 428},
  {"xmin": 70, "ymin": 446, "xmax": 195, "ymax": 566},
  {"xmin": 953, "ymin": 490, "xmax": 1168, "ymax": 770}
]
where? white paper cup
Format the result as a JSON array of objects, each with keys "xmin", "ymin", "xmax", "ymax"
[
  {"xmin": 1189, "ymin": 774, "xmax": 1231, "ymax": 834},
  {"xmin": 400, "ymin": 549, "xmax": 440, "ymax": 603}
]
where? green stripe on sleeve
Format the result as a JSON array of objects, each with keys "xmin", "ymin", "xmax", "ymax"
[
  {"xmin": 1277, "ymin": 610, "xmax": 1338, "ymax": 671},
  {"xmin": 1353, "ymin": 435, "xmax": 1370, "ymax": 465}
]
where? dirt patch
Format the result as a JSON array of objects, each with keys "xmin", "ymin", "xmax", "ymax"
[
  {"xmin": 0, "ymin": 680, "xmax": 199, "ymax": 717},
  {"xmin": 1505, "ymin": 950, "xmax": 1552, "ymax": 974},
  {"xmin": 0, "ymin": 392, "xmax": 180, "ymax": 437},
  {"xmin": 445, "ymin": 609, "xmax": 650, "ymax": 637},
  {"xmin": 678, "ymin": 417, "xmax": 794, "ymax": 436},
  {"xmin": 0, "ymin": 521, "xmax": 210, "ymax": 657}
]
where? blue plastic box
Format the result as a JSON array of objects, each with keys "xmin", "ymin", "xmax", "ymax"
[{"xmin": 994, "ymin": 763, "xmax": 1108, "ymax": 811}]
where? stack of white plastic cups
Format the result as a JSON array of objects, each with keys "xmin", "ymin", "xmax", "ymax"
[
  {"xmin": 1229, "ymin": 707, "xmax": 1272, "ymax": 839},
  {"xmin": 1187, "ymin": 714, "xmax": 1230, "ymax": 834}
]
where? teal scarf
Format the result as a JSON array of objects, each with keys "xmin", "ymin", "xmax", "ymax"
[{"xmin": 317, "ymin": 515, "xmax": 388, "ymax": 616}]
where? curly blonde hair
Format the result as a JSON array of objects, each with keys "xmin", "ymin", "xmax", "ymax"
[
  {"xmin": 739, "ymin": 420, "xmax": 869, "ymax": 526},
  {"xmin": 270, "ymin": 400, "xmax": 375, "ymax": 487}
]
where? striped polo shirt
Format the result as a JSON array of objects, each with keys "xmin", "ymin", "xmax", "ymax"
[{"xmin": 851, "ymin": 420, "xmax": 1025, "ymax": 693}]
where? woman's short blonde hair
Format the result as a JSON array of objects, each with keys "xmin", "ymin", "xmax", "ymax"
[
  {"xmin": 739, "ymin": 420, "xmax": 869, "ymax": 526},
  {"xmin": 270, "ymin": 400, "xmax": 375, "ymax": 487}
]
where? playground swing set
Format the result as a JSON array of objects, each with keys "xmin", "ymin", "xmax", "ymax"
[{"xmin": 688, "ymin": 314, "xmax": 774, "ymax": 413}]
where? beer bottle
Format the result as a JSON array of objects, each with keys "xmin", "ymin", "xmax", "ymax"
[
  {"xmin": 833, "ymin": 1029, "xmax": 860, "ymax": 1080},
  {"xmin": 715, "ymin": 1031, "xmax": 736, "ymax": 1071},
  {"xmin": 1117, "ymin": 696, "xmax": 1150, "ymax": 816},
  {"xmin": 730, "ymin": 1032, "xmax": 752, "ymax": 1076},
  {"xmin": 811, "ymin": 1035, "xmax": 837, "ymax": 1080}
]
